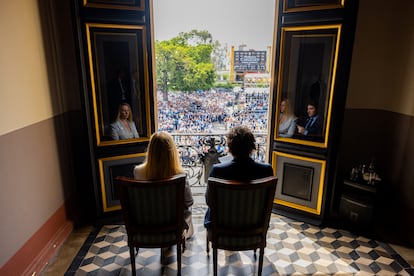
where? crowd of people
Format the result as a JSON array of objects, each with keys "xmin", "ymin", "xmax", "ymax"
[{"xmin": 157, "ymin": 89, "xmax": 269, "ymax": 134}]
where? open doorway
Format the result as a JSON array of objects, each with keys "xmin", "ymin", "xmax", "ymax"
[{"xmin": 152, "ymin": 0, "xmax": 276, "ymax": 186}]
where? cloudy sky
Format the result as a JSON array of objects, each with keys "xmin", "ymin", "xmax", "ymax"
[{"xmin": 153, "ymin": 0, "xmax": 276, "ymax": 51}]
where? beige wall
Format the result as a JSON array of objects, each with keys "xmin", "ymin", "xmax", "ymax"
[
  {"xmin": 343, "ymin": 0, "xmax": 414, "ymax": 244},
  {"xmin": 0, "ymin": 0, "xmax": 66, "ymax": 267},
  {"xmin": 347, "ymin": 0, "xmax": 414, "ymax": 116},
  {"xmin": 0, "ymin": 1, "xmax": 55, "ymax": 136}
]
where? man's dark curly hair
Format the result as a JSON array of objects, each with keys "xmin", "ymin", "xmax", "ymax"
[{"xmin": 226, "ymin": 126, "xmax": 256, "ymax": 158}]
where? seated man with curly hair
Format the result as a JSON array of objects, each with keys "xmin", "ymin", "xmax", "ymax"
[{"xmin": 204, "ymin": 126, "xmax": 274, "ymax": 228}]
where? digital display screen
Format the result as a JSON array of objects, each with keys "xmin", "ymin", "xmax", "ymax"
[{"xmin": 234, "ymin": 51, "xmax": 267, "ymax": 72}]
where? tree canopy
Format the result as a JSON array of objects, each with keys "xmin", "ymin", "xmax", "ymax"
[{"xmin": 155, "ymin": 30, "xmax": 217, "ymax": 98}]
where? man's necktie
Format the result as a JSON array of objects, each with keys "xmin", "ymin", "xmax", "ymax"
[{"xmin": 305, "ymin": 117, "xmax": 314, "ymax": 129}]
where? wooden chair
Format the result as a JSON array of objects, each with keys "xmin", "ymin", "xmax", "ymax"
[
  {"xmin": 206, "ymin": 176, "xmax": 278, "ymax": 276},
  {"xmin": 116, "ymin": 174, "xmax": 187, "ymax": 276}
]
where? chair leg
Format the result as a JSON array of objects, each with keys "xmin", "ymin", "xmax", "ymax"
[
  {"xmin": 213, "ymin": 247, "xmax": 218, "ymax": 276},
  {"xmin": 129, "ymin": 246, "xmax": 137, "ymax": 276},
  {"xmin": 258, "ymin": 247, "xmax": 264, "ymax": 276},
  {"xmin": 206, "ymin": 230, "xmax": 210, "ymax": 256},
  {"xmin": 254, "ymin": 249, "xmax": 257, "ymax": 259},
  {"xmin": 177, "ymin": 243, "xmax": 182, "ymax": 276}
]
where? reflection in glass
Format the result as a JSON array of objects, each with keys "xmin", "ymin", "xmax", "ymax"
[
  {"xmin": 278, "ymin": 99, "xmax": 297, "ymax": 138},
  {"xmin": 110, "ymin": 103, "xmax": 139, "ymax": 140},
  {"xmin": 97, "ymin": 39, "xmax": 142, "ymax": 141},
  {"xmin": 296, "ymin": 102, "xmax": 324, "ymax": 137},
  {"xmin": 275, "ymin": 25, "xmax": 341, "ymax": 146},
  {"xmin": 107, "ymin": 67, "xmax": 132, "ymax": 124},
  {"xmin": 86, "ymin": 23, "xmax": 149, "ymax": 146}
]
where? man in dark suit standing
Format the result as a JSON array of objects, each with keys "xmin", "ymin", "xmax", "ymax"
[{"xmin": 204, "ymin": 126, "xmax": 274, "ymax": 228}]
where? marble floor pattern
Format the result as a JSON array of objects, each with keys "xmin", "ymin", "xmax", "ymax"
[{"xmin": 58, "ymin": 204, "xmax": 414, "ymax": 276}]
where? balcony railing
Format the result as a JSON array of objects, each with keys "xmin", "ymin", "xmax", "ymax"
[{"xmin": 171, "ymin": 132, "xmax": 268, "ymax": 187}]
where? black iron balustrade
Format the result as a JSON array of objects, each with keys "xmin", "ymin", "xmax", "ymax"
[{"xmin": 172, "ymin": 132, "xmax": 267, "ymax": 187}]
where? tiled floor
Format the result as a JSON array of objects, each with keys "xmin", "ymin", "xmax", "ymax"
[{"xmin": 42, "ymin": 203, "xmax": 414, "ymax": 276}]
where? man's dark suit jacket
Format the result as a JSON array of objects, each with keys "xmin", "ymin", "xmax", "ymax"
[
  {"xmin": 203, "ymin": 157, "xmax": 274, "ymax": 228},
  {"xmin": 304, "ymin": 115, "xmax": 323, "ymax": 136}
]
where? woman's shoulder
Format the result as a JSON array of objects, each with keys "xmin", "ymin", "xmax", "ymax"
[
  {"xmin": 111, "ymin": 120, "xmax": 121, "ymax": 128},
  {"xmin": 133, "ymin": 164, "xmax": 146, "ymax": 180},
  {"xmin": 287, "ymin": 115, "xmax": 297, "ymax": 121}
]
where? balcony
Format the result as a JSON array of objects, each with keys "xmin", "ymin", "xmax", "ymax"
[{"xmin": 172, "ymin": 132, "xmax": 268, "ymax": 188}]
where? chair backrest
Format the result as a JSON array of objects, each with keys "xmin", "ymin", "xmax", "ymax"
[
  {"xmin": 116, "ymin": 174, "xmax": 186, "ymax": 245},
  {"xmin": 208, "ymin": 176, "xmax": 277, "ymax": 248}
]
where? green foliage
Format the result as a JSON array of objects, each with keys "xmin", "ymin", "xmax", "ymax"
[
  {"xmin": 155, "ymin": 30, "xmax": 217, "ymax": 93},
  {"xmin": 178, "ymin": 30, "xmax": 213, "ymax": 45}
]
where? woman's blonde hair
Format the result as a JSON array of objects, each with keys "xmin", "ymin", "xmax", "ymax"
[
  {"xmin": 142, "ymin": 132, "xmax": 184, "ymax": 179},
  {"xmin": 281, "ymin": 98, "xmax": 294, "ymax": 117}
]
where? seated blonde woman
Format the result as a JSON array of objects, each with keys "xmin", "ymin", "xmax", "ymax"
[
  {"xmin": 278, "ymin": 98, "xmax": 297, "ymax": 138},
  {"xmin": 134, "ymin": 132, "xmax": 194, "ymax": 239},
  {"xmin": 110, "ymin": 103, "xmax": 139, "ymax": 140}
]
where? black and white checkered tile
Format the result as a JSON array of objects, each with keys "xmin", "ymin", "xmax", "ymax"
[{"xmin": 65, "ymin": 206, "xmax": 413, "ymax": 275}]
